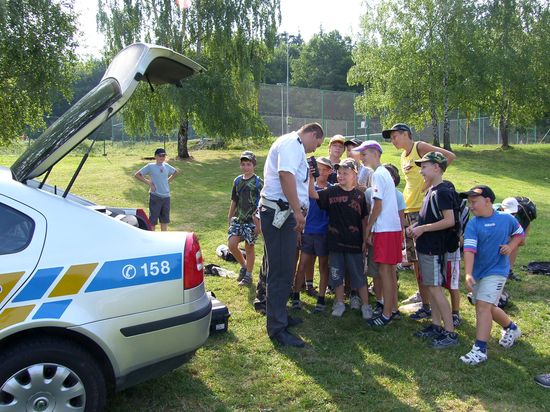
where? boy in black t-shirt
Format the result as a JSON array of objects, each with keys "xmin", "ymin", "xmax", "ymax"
[
  {"xmin": 407, "ymin": 152, "xmax": 458, "ymax": 348},
  {"xmin": 309, "ymin": 158, "xmax": 372, "ymax": 319}
]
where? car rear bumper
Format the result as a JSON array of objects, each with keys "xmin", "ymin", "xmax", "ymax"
[{"xmin": 70, "ymin": 292, "xmax": 212, "ymax": 388}]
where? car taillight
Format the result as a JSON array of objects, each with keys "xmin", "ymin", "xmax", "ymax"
[
  {"xmin": 136, "ymin": 208, "xmax": 153, "ymax": 230},
  {"xmin": 184, "ymin": 232, "xmax": 204, "ymax": 289}
]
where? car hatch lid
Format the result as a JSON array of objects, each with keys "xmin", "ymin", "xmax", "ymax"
[{"xmin": 11, "ymin": 43, "xmax": 205, "ymax": 183}]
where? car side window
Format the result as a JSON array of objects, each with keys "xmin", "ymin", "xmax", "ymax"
[{"xmin": 0, "ymin": 203, "xmax": 35, "ymax": 255}]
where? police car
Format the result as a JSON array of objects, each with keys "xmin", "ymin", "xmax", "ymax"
[{"xmin": 0, "ymin": 44, "xmax": 212, "ymax": 411}]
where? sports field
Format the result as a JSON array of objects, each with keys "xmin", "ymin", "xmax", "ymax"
[{"xmin": 1, "ymin": 142, "xmax": 549, "ymax": 411}]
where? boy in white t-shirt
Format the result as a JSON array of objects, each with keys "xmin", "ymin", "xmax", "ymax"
[{"xmin": 354, "ymin": 141, "xmax": 403, "ymax": 327}]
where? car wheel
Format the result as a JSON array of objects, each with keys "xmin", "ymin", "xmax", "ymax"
[{"xmin": 0, "ymin": 337, "xmax": 106, "ymax": 412}]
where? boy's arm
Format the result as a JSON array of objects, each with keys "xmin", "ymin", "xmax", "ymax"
[
  {"xmin": 410, "ymin": 209, "xmax": 454, "ymax": 239},
  {"xmin": 500, "ymin": 234, "xmax": 524, "ymax": 255},
  {"xmin": 464, "ymin": 251, "xmax": 476, "ymax": 292},
  {"xmin": 167, "ymin": 169, "xmax": 179, "ymax": 183},
  {"xmin": 134, "ymin": 170, "xmax": 155, "ymax": 192},
  {"xmin": 362, "ymin": 215, "xmax": 369, "ymax": 253},
  {"xmin": 417, "ymin": 141, "xmax": 457, "ymax": 165},
  {"xmin": 308, "ymin": 172, "xmax": 319, "ymax": 199},
  {"xmin": 227, "ymin": 200, "xmax": 237, "ymax": 226},
  {"xmin": 365, "ymin": 198, "xmax": 382, "ymax": 245}
]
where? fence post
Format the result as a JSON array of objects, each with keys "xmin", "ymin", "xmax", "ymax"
[
  {"xmin": 321, "ymin": 90, "xmax": 325, "ymax": 132},
  {"xmin": 478, "ymin": 111, "xmax": 481, "ymax": 145}
]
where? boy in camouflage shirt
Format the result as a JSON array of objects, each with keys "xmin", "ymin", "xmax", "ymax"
[{"xmin": 227, "ymin": 151, "xmax": 263, "ymax": 286}]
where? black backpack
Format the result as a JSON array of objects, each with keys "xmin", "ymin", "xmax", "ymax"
[
  {"xmin": 428, "ymin": 181, "xmax": 469, "ymax": 253},
  {"xmin": 515, "ymin": 196, "xmax": 537, "ymax": 222}
]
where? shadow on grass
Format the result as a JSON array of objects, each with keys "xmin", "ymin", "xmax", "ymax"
[{"xmin": 274, "ymin": 306, "xmax": 548, "ymax": 411}]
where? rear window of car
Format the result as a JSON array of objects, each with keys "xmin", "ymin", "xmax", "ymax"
[{"xmin": 0, "ymin": 203, "xmax": 35, "ymax": 255}]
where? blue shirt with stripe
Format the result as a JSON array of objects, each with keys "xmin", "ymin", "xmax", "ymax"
[{"xmin": 463, "ymin": 211, "xmax": 524, "ymax": 280}]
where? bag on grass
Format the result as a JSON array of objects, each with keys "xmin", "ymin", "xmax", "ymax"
[{"xmin": 523, "ymin": 261, "xmax": 550, "ymax": 276}]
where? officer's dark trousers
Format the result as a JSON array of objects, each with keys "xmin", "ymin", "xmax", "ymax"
[{"xmin": 260, "ymin": 206, "xmax": 297, "ymax": 338}]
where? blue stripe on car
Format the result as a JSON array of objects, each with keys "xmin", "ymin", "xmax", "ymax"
[
  {"xmin": 12, "ymin": 267, "xmax": 64, "ymax": 302},
  {"xmin": 33, "ymin": 299, "xmax": 72, "ymax": 319},
  {"xmin": 85, "ymin": 253, "xmax": 182, "ymax": 292}
]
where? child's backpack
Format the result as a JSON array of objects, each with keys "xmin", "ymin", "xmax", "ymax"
[
  {"xmin": 234, "ymin": 175, "xmax": 261, "ymax": 207},
  {"xmin": 429, "ymin": 180, "xmax": 469, "ymax": 253},
  {"xmin": 515, "ymin": 196, "xmax": 537, "ymax": 222},
  {"xmin": 523, "ymin": 261, "xmax": 550, "ymax": 276}
]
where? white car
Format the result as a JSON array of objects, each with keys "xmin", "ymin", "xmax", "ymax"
[{"xmin": 0, "ymin": 43, "xmax": 212, "ymax": 411}]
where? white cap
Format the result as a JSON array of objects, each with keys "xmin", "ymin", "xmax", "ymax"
[{"xmin": 501, "ymin": 197, "xmax": 519, "ymax": 214}]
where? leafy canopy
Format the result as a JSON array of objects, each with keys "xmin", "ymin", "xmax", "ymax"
[{"xmin": 0, "ymin": 0, "xmax": 78, "ymax": 146}]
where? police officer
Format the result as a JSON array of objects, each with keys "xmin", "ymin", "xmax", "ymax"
[{"xmin": 260, "ymin": 123, "xmax": 324, "ymax": 347}]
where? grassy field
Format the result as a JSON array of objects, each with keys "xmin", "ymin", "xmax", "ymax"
[{"xmin": 1, "ymin": 142, "xmax": 549, "ymax": 411}]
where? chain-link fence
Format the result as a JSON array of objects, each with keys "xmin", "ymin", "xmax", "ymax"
[{"xmin": 259, "ymin": 83, "xmax": 550, "ymax": 145}]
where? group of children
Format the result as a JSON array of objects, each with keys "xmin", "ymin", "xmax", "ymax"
[{"xmin": 224, "ymin": 129, "xmax": 526, "ymax": 365}]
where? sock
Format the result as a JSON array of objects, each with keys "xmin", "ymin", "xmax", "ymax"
[
  {"xmin": 452, "ymin": 310, "xmax": 460, "ymax": 315},
  {"xmin": 317, "ymin": 296, "xmax": 325, "ymax": 305},
  {"xmin": 292, "ymin": 292, "xmax": 300, "ymax": 301},
  {"xmin": 246, "ymin": 271, "xmax": 252, "ymax": 276},
  {"xmin": 507, "ymin": 321, "xmax": 517, "ymax": 330},
  {"xmin": 377, "ymin": 299, "xmax": 384, "ymax": 305},
  {"xmin": 306, "ymin": 280, "xmax": 313, "ymax": 288},
  {"xmin": 475, "ymin": 340, "xmax": 487, "ymax": 353},
  {"xmin": 382, "ymin": 314, "xmax": 391, "ymax": 321}
]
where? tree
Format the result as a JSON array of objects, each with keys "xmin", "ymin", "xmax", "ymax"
[
  {"xmin": 478, "ymin": 0, "xmax": 547, "ymax": 148},
  {"xmin": 291, "ymin": 30, "xmax": 357, "ymax": 92},
  {"xmin": 264, "ymin": 32, "xmax": 303, "ymax": 85},
  {"xmin": 97, "ymin": 0, "xmax": 280, "ymax": 158},
  {"xmin": 0, "ymin": 0, "xmax": 78, "ymax": 146}
]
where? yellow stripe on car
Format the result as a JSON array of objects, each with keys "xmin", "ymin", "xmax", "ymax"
[
  {"xmin": 49, "ymin": 263, "xmax": 98, "ymax": 297},
  {"xmin": 0, "ymin": 305, "xmax": 35, "ymax": 329},
  {"xmin": 0, "ymin": 272, "xmax": 26, "ymax": 302}
]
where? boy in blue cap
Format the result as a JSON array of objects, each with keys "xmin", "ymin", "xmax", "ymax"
[{"xmin": 459, "ymin": 185, "xmax": 524, "ymax": 365}]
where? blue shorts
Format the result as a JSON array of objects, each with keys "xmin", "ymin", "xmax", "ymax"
[
  {"xmin": 228, "ymin": 218, "xmax": 257, "ymax": 244},
  {"xmin": 300, "ymin": 233, "xmax": 329, "ymax": 257},
  {"xmin": 329, "ymin": 252, "xmax": 366, "ymax": 289}
]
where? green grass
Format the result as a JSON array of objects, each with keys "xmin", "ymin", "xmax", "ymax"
[{"xmin": 2, "ymin": 142, "xmax": 550, "ymax": 411}]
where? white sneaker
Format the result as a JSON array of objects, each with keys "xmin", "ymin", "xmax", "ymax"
[
  {"xmin": 332, "ymin": 301, "xmax": 346, "ymax": 317},
  {"xmin": 350, "ymin": 295, "xmax": 362, "ymax": 310},
  {"xmin": 361, "ymin": 304, "xmax": 373, "ymax": 320},
  {"xmin": 499, "ymin": 326, "xmax": 521, "ymax": 348},
  {"xmin": 460, "ymin": 345, "xmax": 488, "ymax": 365},
  {"xmin": 401, "ymin": 291, "xmax": 421, "ymax": 305}
]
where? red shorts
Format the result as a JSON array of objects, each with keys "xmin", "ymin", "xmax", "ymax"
[{"xmin": 373, "ymin": 231, "xmax": 403, "ymax": 265}]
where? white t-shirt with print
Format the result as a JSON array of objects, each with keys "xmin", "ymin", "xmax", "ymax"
[{"xmin": 370, "ymin": 166, "xmax": 402, "ymax": 232}]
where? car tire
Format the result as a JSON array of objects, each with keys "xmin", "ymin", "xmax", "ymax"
[{"xmin": 0, "ymin": 336, "xmax": 106, "ymax": 412}]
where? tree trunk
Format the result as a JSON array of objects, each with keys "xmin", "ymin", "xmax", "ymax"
[
  {"xmin": 500, "ymin": 113, "xmax": 510, "ymax": 148},
  {"xmin": 430, "ymin": 104, "xmax": 440, "ymax": 147},
  {"xmin": 177, "ymin": 119, "xmax": 190, "ymax": 159}
]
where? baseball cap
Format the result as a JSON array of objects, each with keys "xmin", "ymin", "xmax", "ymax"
[
  {"xmin": 344, "ymin": 138, "xmax": 362, "ymax": 147},
  {"xmin": 316, "ymin": 156, "xmax": 333, "ymax": 168},
  {"xmin": 329, "ymin": 135, "xmax": 346, "ymax": 146},
  {"xmin": 414, "ymin": 151, "xmax": 448, "ymax": 168},
  {"xmin": 459, "ymin": 185, "xmax": 496, "ymax": 203},
  {"xmin": 352, "ymin": 140, "xmax": 383, "ymax": 154},
  {"xmin": 240, "ymin": 150, "xmax": 256, "ymax": 165},
  {"xmin": 382, "ymin": 123, "xmax": 412, "ymax": 140},
  {"xmin": 500, "ymin": 197, "xmax": 519, "ymax": 214},
  {"xmin": 333, "ymin": 158, "xmax": 358, "ymax": 173},
  {"xmin": 154, "ymin": 148, "xmax": 167, "ymax": 156}
]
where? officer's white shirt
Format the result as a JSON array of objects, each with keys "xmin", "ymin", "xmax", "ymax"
[{"xmin": 261, "ymin": 131, "xmax": 309, "ymax": 210}]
